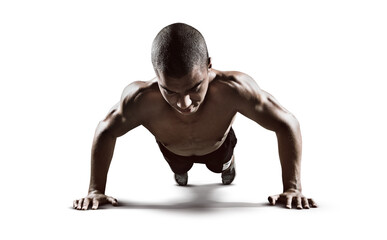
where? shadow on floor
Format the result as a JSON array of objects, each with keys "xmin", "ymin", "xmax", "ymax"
[{"xmin": 98, "ymin": 183, "xmax": 269, "ymax": 212}]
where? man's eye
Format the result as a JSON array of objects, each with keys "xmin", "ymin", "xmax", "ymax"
[{"xmin": 192, "ymin": 85, "xmax": 201, "ymax": 93}]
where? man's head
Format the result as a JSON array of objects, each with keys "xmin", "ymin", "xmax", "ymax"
[
  {"xmin": 152, "ymin": 23, "xmax": 212, "ymax": 115},
  {"xmin": 151, "ymin": 23, "xmax": 209, "ymax": 78}
]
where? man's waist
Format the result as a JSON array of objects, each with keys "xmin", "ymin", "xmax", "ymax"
[
  {"xmin": 156, "ymin": 128, "xmax": 236, "ymax": 163},
  {"xmin": 158, "ymin": 141, "xmax": 224, "ymax": 157}
]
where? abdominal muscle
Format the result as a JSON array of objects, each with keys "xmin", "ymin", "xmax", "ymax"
[{"xmin": 160, "ymin": 125, "xmax": 232, "ymax": 157}]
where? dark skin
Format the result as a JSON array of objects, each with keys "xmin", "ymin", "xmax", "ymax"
[{"xmin": 73, "ymin": 58, "xmax": 317, "ymax": 210}]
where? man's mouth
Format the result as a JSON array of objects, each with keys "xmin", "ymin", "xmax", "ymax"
[
  {"xmin": 176, "ymin": 104, "xmax": 197, "ymax": 114},
  {"xmin": 178, "ymin": 107, "xmax": 193, "ymax": 113}
]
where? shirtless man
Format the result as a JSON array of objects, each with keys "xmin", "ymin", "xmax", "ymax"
[{"xmin": 73, "ymin": 23, "xmax": 317, "ymax": 210}]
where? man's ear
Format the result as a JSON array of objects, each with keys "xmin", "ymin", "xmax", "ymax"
[{"xmin": 208, "ymin": 57, "xmax": 212, "ymax": 69}]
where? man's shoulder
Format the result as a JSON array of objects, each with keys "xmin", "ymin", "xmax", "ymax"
[
  {"xmin": 210, "ymin": 70, "xmax": 265, "ymax": 115},
  {"xmin": 210, "ymin": 70, "xmax": 260, "ymax": 97},
  {"xmin": 120, "ymin": 78, "xmax": 161, "ymax": 104},
  {"xmin": 117, "ymin": 78, "xmax": 166, "ymax": 119}
]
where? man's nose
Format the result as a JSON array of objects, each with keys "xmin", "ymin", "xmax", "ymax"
[{"xmin": 176, "ymin": 95, "xmax": 192, "ymax": 109}]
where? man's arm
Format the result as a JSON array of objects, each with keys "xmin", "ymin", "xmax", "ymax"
[
  {"xmin": 73, "ymin": 82, "xmax": 145, "ymax": 210},
  {"xmin": 231, "ymin": 72, "xmax": 317, "ymax": 209}
]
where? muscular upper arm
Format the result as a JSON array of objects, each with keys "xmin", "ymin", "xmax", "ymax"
[
  {"xmin": 232, "ymin": 72, "xmax": 298, "ymax": 132},
  {"xmin": 96, "ymin": 81, "xmax": 147, "ymax": 138}
]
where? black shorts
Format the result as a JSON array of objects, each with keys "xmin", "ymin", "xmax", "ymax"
[{"xmin": 156, "ymin": 128, "xmax": 237, "ymax": 174}]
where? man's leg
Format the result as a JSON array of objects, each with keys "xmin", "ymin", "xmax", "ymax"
[
  {"xmin": 163, "ymin": 158, "xmax": 192, "ymax": 186},
  {"xmin": 205, "ymin": 127, "xmax": 237, "ymax": 184},
  {"xmin": 174, "ymin": 172, "xmax": 189, "ymax": 186},
  {"xmin": 205, "ymin": 154, "xmax": 236, "ymax": 184},
  {"xmin": 160, "ymin": 156, "xmax": 192, "ymax": 186},
  {"xmin": 168, "ymin": 161, "xmax": 192, "ymax": 186},
  {"xmin": 156, "ymin": 140, "xmax": 193, "ymax": 186},
  {"xmin": 221, "ymin": 155, "xmax": 236, "ymax": 185}
]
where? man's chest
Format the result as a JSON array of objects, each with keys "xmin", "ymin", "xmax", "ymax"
[{"xmin": 143, "ymin": 106, "xmax": 236, "ymax": 156}]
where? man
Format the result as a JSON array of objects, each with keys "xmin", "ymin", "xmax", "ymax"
[{"xmin": 73, "ymin": 23, "xmax": 317, "ymax": 210}]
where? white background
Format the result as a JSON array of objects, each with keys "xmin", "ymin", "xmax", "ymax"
[{"xmin": 1, "ymin": 0, "xmax": 386, "ymax": 239}]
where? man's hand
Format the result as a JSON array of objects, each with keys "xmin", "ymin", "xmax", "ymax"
[
  {"xmin": 268, "ymin": 190, "xmax": 317, "ymax": 209},
  {"xmin": 73, "ymin": 191, "xmax": 118, "ymax": 210}
]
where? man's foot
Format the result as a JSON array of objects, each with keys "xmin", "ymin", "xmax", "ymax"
[
  {"xmin": 174, "ymin": 172, "xmax": 188, "ymax": 186},
  {"xmin": 221, "ymin": 158, "xmax": 236, "ymax": 185}
]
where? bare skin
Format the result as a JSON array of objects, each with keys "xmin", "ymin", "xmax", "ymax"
[{"xmin": 73, "ymin": 59, "xmax": 317, "ymax": 210}]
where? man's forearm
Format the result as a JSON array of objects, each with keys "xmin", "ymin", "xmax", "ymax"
[
  {"xmin": 275, "ymin": 118, "xmax": 302, "ymax": 192},
  {"xmin": 88, "ymin": 127, "xmax": 117, "ymax": 194}
]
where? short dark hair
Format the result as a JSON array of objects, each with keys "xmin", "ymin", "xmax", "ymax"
[{"xmin": 151, "ymin": 23, "xmax": 209, "ymax": 78}]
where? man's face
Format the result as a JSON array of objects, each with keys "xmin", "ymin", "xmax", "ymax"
[{"xmin": 157, "ymin": 65, "xmax": 210, "ymax": 116}]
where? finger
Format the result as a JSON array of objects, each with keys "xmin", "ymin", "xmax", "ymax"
[
  {"xmin": 286, "ymin": 196, "xmax": 293, "ymax": 209},
  {"xmin": 308, "ymin": 198, "xmax": 318, "ymax": 208},
  {"xmin": 302, "ymin": 197, "xmax": 310, "ymax": 209},
  {"xmin": 76, "ymin": 199, "xmax": 84, "ymax": 210},
  {"xmin": 92, "ymin": 199, "xmax": 99, "ymax": 210},
  {"xmin": 296, "ymin": 197, "xmax": 302, "ymax": 209},
  {"xmin": 268, "ymin": 195, "xmax": 280, "ymax": 205},
  {"xmin": 82, "ymin": 198, "xmax": 90, "ymax": 210},
  {"xmin": 73, "ymin": 200, "xmax": 78, "ymax": 209},
  {"xmin": 107, "ymin": 196, "xmax": 118, "ymax": 206}
]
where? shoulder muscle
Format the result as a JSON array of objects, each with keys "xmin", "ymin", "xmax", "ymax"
[
  {"xmin": 215, "ymin": 71, "xmax": 263, "ymax": 106},
  {"xmin": 218, "ymin": 71, "xmax": 294, "ymax": 131},
  {"xmin": 100, "ymin": 79, "xmax": 157, "ymax": 137}
]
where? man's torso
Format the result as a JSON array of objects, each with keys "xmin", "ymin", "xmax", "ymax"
[{"xmin": 122, "ymin": 70, "xmax": 242, "ymax": 157}]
